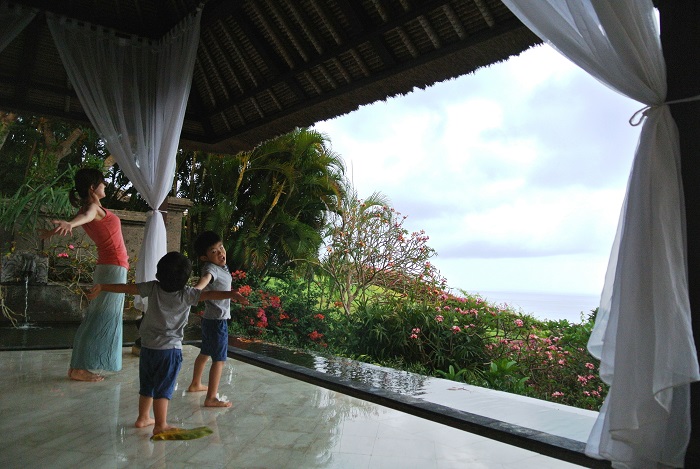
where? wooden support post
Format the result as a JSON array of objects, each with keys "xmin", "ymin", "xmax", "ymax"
[{"xmin": 658, "ymin": 2, "xmax": 700, "ymax": 466}]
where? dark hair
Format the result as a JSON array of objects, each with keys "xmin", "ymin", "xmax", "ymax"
[
  {"xmin": 156, "ymin": 252, "xmax": 192, "ymax": 292},
  {"xmin": 69, "ymin": 168, "xmax": 105, "ymax": 208},
  {"xmin": 194, "ymin": 231, "xmax": 222, "ymax": 257}
]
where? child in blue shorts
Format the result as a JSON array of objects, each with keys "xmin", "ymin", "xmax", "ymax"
[
  {"xmin": 187, "ymin": 231, "xmax": 247, "ymax": 407},
  {"xmin": 89, "ymin": 251, "xmax": 246, "ymax": 436}
]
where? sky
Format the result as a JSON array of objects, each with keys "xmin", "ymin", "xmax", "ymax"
[{"xmin": 313, "ymin": 44, "xmax": 643, "ymax": 300}]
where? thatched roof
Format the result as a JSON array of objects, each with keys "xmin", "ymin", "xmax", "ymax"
[{"xmin": 0, "ymin": 0, "xmax": 541, "ymax": 154}]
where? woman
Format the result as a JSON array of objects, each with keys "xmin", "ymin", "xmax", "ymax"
[{"xmin": 41, "ymin": 168, "xmax": 128, "ymax": 381}]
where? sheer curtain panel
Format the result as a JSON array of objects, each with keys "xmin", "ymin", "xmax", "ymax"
[
  {"xmin": 47, "ymin": 9, "xmax": 202, "ymax": 308},
  {"xmin": 0, "ymin": 1, "xmax": 36, "ymax": 53},
  {"xmin": 501, "ymin": 1, "xmax": 699, "ymax": 467}
]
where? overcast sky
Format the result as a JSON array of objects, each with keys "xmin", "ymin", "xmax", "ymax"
[{"xmin": 313, "ymin": 44, "xmax": 642, "ymax": 299}]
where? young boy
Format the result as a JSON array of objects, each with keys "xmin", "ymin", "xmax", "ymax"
[
  {"xmin": 88, "ymin": 251, "xmax": 245, "ymax": 436},
  {"xmin": 187, "ymin": 231, "xmax": 246, "ymax": 407}
]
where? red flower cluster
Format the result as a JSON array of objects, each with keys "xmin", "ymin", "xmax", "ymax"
[{"xmin": 231, "ymin": 270, "xmax": 247, "ymax": 281}]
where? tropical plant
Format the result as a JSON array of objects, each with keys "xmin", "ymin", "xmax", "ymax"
[
  {"xmin": 318, "ymin": 191, "xmax": 442, "ymax": 316},
  {"xmin": 178, "ymin": 127, "xmax": 346, "ymax": 278},
  {"xmin": 226, "ymin": 269, "xmax": 331, "ymax": 349}
]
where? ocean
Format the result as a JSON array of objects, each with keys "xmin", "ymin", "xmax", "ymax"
[{"xmin": 468, "ymin": 290, "xmax": 601, "ymax": 323}]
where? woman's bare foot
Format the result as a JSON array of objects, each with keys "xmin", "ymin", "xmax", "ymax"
[
  {"xmin": 204, "ymin": 397, "xmax": 232, "ymax": 408},
  {"xmin": 69, "ymin": 369, "xmax": 104, "ymax": 382},
  {"xmin": 187, "ymin": 383, "xmax": 208, "ymax": 392},
  {"xmin": 135, "ymin": 417, "xmax": 155, "ymax": 428},
  {"xmin": 153, "ymin": 425, "xmax": 182, "ymax": 436}
]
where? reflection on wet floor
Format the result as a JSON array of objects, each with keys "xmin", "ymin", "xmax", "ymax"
[
  {"xmin": 0, "ymin": 320, "xmax": 201, "ymax": 350},
  {"xmin": 0, "ymin": 321, "xmax": 604, "ymax": 467},
  {"xmin": 0, "ymin": 346, "xmax": 590, "ymax": 468}
]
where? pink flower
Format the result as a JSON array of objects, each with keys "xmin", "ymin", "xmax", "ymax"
[
  {"xmin": 409, "ymin": 333, "xmax": 418, "ymax": 339},
  {"xmin": 57, "ymin": 252, "xmax": 69, "ymax": 258},
  {"xmin": 411, "ymin": 328, "xmax": 421, "ymax": 334},
  {"xmin": 585, "ymin": 362, "xmax": 595, "ymax": 370},
  {"xmin": 435, "ymin": 315, "xmax": 444, "ymax": 323},
  {"xmin": 451, "ymin": 325, "xmax": 461, "ymax": 334},
  {"xmin": 68, "ymin": 244, "xmax": 75, "ymax": 250},
  {"xmin": 514, "ymin": 319, "xmax": 524, "ymax": 327},
  {"xmin": 552, "ymin": 391, "xmax": 564, "ymax": 398}
]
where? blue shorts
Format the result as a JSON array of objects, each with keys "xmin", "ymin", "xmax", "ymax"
[
  {"xmin": 200, "ymin": 318, "xmax": 228, "ymax": 362},
  {"xmin": 139, "ymin": 347, "xmax": 182, "ymax": 400}
]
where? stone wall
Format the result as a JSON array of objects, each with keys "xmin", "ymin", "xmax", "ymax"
[{"xmin": 0, "ymin": 197, "xmax": 192, "ymax": 323}]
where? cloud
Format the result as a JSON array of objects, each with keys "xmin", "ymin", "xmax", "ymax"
[{"xmin": 314, "ymin": 45, "xmax": 641, "ymax": 295}]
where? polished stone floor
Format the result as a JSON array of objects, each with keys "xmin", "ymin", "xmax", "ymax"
[{"xmin": 0, "ymin": 346, "xmax": 590, "ymax": 468}]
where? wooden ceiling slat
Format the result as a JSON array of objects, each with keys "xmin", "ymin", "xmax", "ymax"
[
  {"xmin": 250, "ymin": 1, "xmax": 298, "ymax": 70},
  {"xmin": 418, "ymin": 15, "xmax": 441, "ymax": 48},
  {"xmin": 442, "ymin": 4, "xmax": 467, "ymax": 40},
  {"xmin": 264, "ymin": 0, "xmax": 310, "ymax": 63},
  {"xmin": 199, "ymin": 40, "xmax": 230, "ymax": 102},
  {"xmin": 309, "ymin": 0, "xmax": 344, "ymax": 46},
  {"xmin": 218, "ymin": 21, "xmax": 260, "ymax": 89},
  {"xmin": 473, "ymin": 0, "xmax": 496, "ymax": 28},
  {"xmin": 284, "ymin": 0, "xmax": 324, "ymax": 55}
]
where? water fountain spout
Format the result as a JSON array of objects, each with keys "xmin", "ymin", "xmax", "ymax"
[
  {"xmin": 1, "ymin": 251, "xmax": 48, "ymax": 285},
  {"xmin": 0, "ymin": 252, "xmax": 48, "ymax": 329}
]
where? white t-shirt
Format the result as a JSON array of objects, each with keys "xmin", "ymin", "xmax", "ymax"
[{"xmin": 201, "ymin": 262, "xmax": 232, "ymax": 320}]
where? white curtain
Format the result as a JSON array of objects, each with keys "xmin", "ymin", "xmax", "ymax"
[
  {"xmin": 0, "ymin": 1, "xmax": 36, "ymax": 53},
  {"xmin": 502, "ymin": 1, "xmax": 700, "ymax": 467},
  {"xmin": 46, "ymin": 9, "xmax": 202, "ymax": 307}
]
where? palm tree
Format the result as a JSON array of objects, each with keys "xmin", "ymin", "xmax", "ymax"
[{"xmin": 177, "ymin": 127, "xmax": 346, "ymax": 278}]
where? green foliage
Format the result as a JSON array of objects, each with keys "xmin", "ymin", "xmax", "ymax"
[
  {"xmin": 253, "ymin": 278, "xmax": 607, "ymax": 410},
  {"xmin": 178, "ymin": 128, "xmax": 346, "ymax": 278},
  {"xmin": 0, "ymin": 167, "xmax": 75, "ymax": 233},
  {"xmin": 435, "ymin": 364, "xmax": 470, "ymax": 382},
  {"xmin": 226, "ymin": 270, "xmax": 331, "ymax": 350}
]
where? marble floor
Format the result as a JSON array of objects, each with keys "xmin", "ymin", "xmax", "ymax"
[{"xmin": 0, "ymin": 346, "xmax": 592, "ymax": 468}]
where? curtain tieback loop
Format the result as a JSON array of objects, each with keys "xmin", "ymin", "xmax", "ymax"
[
  {"xmin": 630, "ymin": 94, "xmax": 700, "ymax": 126},
  {"xmin": 146, "ymin": 210, "xmax": 168, "ymax": 217}
]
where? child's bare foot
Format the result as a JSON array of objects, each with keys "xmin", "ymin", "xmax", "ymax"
[
  {"xmin": 69, "ymin": 369, "xmax": 104, "ymax": 382},
  {"xmin": 135, "ymin": 416, "xmax": 155, "ymax": 428},
  {"xmin": 204, "ymin": 397, "xmax": 232, "ymax": 408},
  {"xmin": 187, "ymin": 384, "xmax": 208, "ymax": 392},
  {"xmin": 153, "ymin": 425, "xmax": 181, "ymax": 436}
]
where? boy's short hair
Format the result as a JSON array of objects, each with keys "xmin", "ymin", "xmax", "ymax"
[
  {"xmin": 156, "ymin": 252, "xmax": 192, "ymax": 292},
  {"xmin": 194, "ymin": 231, "xmax": 222, "ymax": 257}
]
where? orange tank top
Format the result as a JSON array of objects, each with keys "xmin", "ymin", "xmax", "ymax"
[{"xmin": 81, "ymin": 208, "xmax": 129, "ymax": 269}]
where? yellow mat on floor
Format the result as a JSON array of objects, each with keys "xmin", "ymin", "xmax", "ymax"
[{"xmin": 151, "ymin": 426, "xmax": 213, "ymax": 441}]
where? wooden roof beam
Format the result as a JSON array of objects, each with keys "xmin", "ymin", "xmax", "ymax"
[
  {"xmin": 473, "ymin": 0, "xmax": 496, "ymax": 28},
  {"xmin": 336, "ymin": 0, "xmax": 397, "ymax": 67},
  {"xmin": 263, "ymin": 0, "xmax": 310, "ymax": 63}
]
